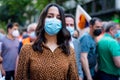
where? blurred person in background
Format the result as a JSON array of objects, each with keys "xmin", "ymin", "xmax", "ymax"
[
  {"xmin": 96, "ymin": 21, "xmax": 120, "ymax": 80},
  {"xmin": 0, "ymin": 28, "xmax": 5, "ymax": 79},
  {"xmin": 0, "ymin": 41, "xmax": 3, "ymax": 79},
  {"xmin": 0, "ymin": 22, "xmax": 19, "ymax": 80},
  {"xmin": 115, "ymin": 30, "xmax": 120, "ymax": 45},
  {"xmin": 114, "ymin": 23, "xmax": 120, "ymax": 45},
  {"xmin": 95, "ymin": 21, "xmax": 108, "ymax": 42},
  {"xmin": 0, "ymin": 28, "xmax": 5, "ymax": 67},
  {"xmin": 79, "ymin": 17, "xmax": 102, "ymax": 80},
  {"xmin": 65, "ymin": 14, "xmax": 83, "ymax": 80},
  {"xmin": 22, "ymin": 23, "xmax": 37, "ymax": 45},
  {"xmin": 65, "ymin": 14, "xmax": 76, "ymax": 48},
  {"xmin": 22, "ymin": 29, "xmax": 28, "ymax": 39},
  {"xmin": 18, "ymin": 23, "xmax": 37, "ymax": 53},
  {"xmin": 0, "ymin": 28, "xmax": 5, "ymax": 34},
  {"xmin": 0, "ymin": 28, "xmax": 6, "ymax": 40}
]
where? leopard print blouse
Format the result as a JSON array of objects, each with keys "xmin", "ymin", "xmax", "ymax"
[{"xmin": 15, "ymin": 44, "xmax": 79, "ymax": 80}]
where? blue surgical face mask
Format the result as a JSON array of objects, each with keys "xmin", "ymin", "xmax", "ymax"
[
  {"xmin": 66, "ymin": 26, "xmax": 74, "ymax": 35},
  {"xmin": 114, "ymin": 30, "xmax": 120, "ymax": 38},
  {"xmin": 29, "ymin": 31, "xmax": 36, "ymax": 39},
  {"xmin": 44, "ymin": 18, "xmax": 62, "ymax": 35}
]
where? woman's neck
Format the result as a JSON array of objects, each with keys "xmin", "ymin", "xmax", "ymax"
[
  {"xmin": 45, "ymin": 33, "xmax": 57, "ymax": 43},
  {"xmin": 45, "ymin": 33, "xmax": 58, "ymax": 52}
]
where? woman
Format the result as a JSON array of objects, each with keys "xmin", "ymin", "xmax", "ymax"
[{"xmin": 15, "ymin": 3, "xmax": 79, "ymax": 80}]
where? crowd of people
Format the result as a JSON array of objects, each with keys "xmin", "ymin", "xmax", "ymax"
[{"xmin": 0, "ymin": 3, "xmax": 120, "ymax": 80}]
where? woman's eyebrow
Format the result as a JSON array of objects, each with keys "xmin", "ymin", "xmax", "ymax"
[{"xmin": 47, "ymin": 13, "xmax": 54, "ymax": 15}]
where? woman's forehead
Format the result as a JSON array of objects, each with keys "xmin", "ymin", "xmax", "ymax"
[{"xmin": 47, "ymin": 6, "xmax": 59, "ymax": 15}]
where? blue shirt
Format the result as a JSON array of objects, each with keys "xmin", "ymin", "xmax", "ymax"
[
  {"xmin": 0, "ymin": 36, "xmax": 19, "ymax": 71},
  {"xmin": 79, "ymin": 32, "xmax": 97, "ymax": 76}
]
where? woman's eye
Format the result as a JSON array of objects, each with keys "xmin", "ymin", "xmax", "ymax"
[
  {"xmin": 47, "ymin": 15, "xmax": 53, "ymax": 18},
  {"xmin": 57, "ymin": 16, "xmax": 60, "ymax": 19}
]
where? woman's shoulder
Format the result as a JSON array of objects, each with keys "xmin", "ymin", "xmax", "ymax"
[
  {"xmin": 21, "ymin": 43, "xmax": 33, "ymax": 50},
  {"xmin": 19, "ymin": 43, "xmax": 33, "ymax": 56},
  {"xmin": 70, "ymin": 47, "xmax": 74, "ymax": 52},
  {"xmin": 68, "ymin": 47, "xmax": 76, "ymax": 62},
  {"xmin": 69, "ymin": 47, "xmax": 75, "ymax": 56}
]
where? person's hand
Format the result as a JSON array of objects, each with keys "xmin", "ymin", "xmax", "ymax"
[{"xmin": 1, "ymin": 68, "xmax": 5, "ymax": 76}]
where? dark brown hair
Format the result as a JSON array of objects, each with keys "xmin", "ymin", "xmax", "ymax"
[
  {"xmin": 7, "ymin": 22, "xmax": 19, "ymax": 33},
  {"xmin": 32, "ymin": 3, "xmax": 71, "ymax": 55},
  {"xmin": 65, "ymin": 14, "xmax": 76, "ymax": 29},
  {"xmin": 89, "ymin": 17, "xmax": 102, "ymax": 26}
]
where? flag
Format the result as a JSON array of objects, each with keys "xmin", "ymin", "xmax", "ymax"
[{"xmin": 75, "ymin": 5, "xmax": 91, "ymax": 36}]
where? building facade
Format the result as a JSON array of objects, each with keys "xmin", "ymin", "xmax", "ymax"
[{"xmin": 82, "ymin": 0, "xmax": 120, "ymax": 22}]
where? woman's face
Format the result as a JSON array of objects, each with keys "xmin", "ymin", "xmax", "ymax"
[
  {"xmin": 43, "ymin": 6, "xmax": 62, "ymax": 36},
  {"xmin": 46, "ymin": 6, "xmax": 60, "ymax": 20}
]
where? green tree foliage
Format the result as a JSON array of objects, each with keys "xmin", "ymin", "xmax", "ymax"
[
  {"xmin": 0, "ymin": 0, "xmax": 84, "ymax": 30},
  {"xmin": 35, "ymin": 0, "xmax": 53, "ymax": 13},
  {"xmin": 0, "ymin": 0, "xmax": 53, "ymax": 27},
  {"xmin": 0, "ymin": 0, "xmax": 34, "ymax": 25}
]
